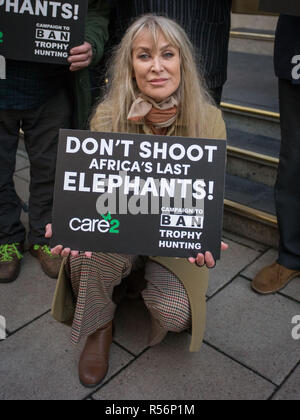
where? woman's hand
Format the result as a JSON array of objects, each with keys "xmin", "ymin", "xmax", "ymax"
[
  {"xmin": 45, "ymin": 224, "xmax": 92, "ymax": 259},
  {"xmin": 188, "ymin": 241, "xmax": 229, "ymax": 268}
]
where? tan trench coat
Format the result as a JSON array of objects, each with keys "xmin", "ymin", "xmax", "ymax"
[{"xmin": 51, "ymin": 104, "xmax": 227, "ymax": 352}]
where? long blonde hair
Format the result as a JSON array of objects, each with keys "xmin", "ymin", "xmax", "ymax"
[{"xmin": 90, "ymin": 14, "xmax": 214, "ymax": 138}]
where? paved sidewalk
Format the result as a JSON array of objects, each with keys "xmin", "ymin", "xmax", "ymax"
[{"xmin": 0, "ymin": 148, "xmax": 299, "ymax": 400}]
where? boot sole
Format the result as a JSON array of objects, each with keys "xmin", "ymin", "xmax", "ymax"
[
  {"xmin": 79, "ymin": 377, "xmax": 105, "ymax": 389},
  {"xmin": 79, "ymin": 369, "xmax": 109, "ymax": 389}
]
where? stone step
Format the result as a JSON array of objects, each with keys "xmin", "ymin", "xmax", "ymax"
[
  {"xmin": 221, "ymin": 45, "xmax": 280, "ymax": 246},
  {"xmin": 222, "ymin": 51, "xmax": 280, "ymax": 140},
  {"xmin": 227, "ymin": 128, "xmax": 280, "ymax": 187},
  {"xmin": 231, "ymin": 12, "xmax": 278, "ymax": 33},
  {"xmin": 226, "ymin": 174, "xmax": 275, "ymax": 214},
  {"xmin": 228, "ymin": 127, "xmax": 280, "ymax": 158},
  {"xmin": 223, "ymin": 51, "xmax": 279, "ymax": 113},
  {"xmin": 229, "ymin": 27, "xmax": 275, "ymax": 56},
  {"xmin": 222, "ymin": 103, "xmax": 280, "ymax": 141},
  {"xmin": 224, "ymin": 175, "xmax": 278, "ymax": 247},
  {"xmin": 231, "ymin": 27, "xmax": 275, "ymax": 38}
]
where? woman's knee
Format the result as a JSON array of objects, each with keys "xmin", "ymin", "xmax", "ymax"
[
  {"xmin": 161, "ymin": 309, "xmax": 190, "ymax": 332},
  {"xmin": 144, "ymin": 262, "xmax": 191, "ymax": 332},
  {"xmin": 147, "ymin": 299, "xmax": 191, "ymax": 333}
]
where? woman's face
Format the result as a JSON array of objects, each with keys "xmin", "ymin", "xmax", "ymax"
[{"xmin": 132, "ymin": 29, "xmax": 181, "ymax": 102}]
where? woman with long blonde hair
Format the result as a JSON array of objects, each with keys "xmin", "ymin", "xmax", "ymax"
[
  {"xmin": 48, "ymin": 14, "xmax": 228, "ymax": 388},
  {"xmin": 92, "ymin": 15, "xmax": 219, "ymax": 138}
]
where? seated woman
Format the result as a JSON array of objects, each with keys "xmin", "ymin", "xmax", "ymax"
[{"xmin": 48, "ymin": 15, "xmax": 228, "ymax": 388}]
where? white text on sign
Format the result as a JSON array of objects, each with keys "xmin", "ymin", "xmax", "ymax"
[
  {"xmin": 161, "ymin": 214, "xmax": 204, "ymax": 229},
  {"xmin": 36, "ymin": 29, "xmax": 70, "ymax": 42}
]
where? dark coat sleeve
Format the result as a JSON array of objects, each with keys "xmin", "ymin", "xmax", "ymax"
[
  {"xmin": 274, "ymin": 15, "xmax": 300, "ymax": 82},
  {"xmin": 85, "ymin": 0, "xmax": 111, "ymax": 67}
]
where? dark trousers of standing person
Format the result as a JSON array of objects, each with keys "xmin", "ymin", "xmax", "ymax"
[
  {"xmin": 275, "ymin": 79, "xmax": 300, "ymax": 270},
  {"xmin": 0, "ymin": 88, "xmax": 72, "ymax": 246}
]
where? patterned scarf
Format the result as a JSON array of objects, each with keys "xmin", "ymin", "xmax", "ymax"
[{"xmin": 127, "ymin": 94, "xmax": 179, "ymax": 135}]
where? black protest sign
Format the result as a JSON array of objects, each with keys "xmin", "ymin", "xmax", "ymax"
[
  {"xmin": 0, "ymin": 0, "xmax": 87, "ymax": 64},
  {"xmin": 51, "ymin": 130, "xmax": 227, "ymax": 259}
]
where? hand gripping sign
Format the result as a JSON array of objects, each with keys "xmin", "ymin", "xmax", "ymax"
[
  {"xmin": 0, "ymin": 0, "xmax": 87, "ymax": 64},
  {"xmin": 51, "ymin": 130, "xmax": 227, "ymax": 260}
]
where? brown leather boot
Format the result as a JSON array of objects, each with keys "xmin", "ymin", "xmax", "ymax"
[
  {"xmin": 0, "ymin": 243, "xmax": 24, "ymax": 284},
  {"xmin": 252, "ymin": 262, "xmax": 300, "ymax": 294},
  {"xmin": 29, "ymin": 244, "xmax": 62, "ymax": 279},
  {"xmin": 79, "ymin": 321, "xmax": 113, "ymax": 388}
]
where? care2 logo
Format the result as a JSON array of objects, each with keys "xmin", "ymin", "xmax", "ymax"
[
  {"xmin": 101, "ymin": 212, "xmax": 120, "ymax": 234},
  {"xmin": 69, "ymin": 213, "xmax": 120, "ymax": 234}
]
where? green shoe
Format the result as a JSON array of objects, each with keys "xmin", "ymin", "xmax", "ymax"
[
  {"xmin": 0, "ymin": 243, "xmax": 24, "ymax": 284},
  {"xmin": 30, "ymin": 244, "xmax": 62, "ymax": 279}
]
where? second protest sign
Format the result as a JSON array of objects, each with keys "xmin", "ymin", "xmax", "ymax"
[{"xmin": 0, "ymin": 0, "xmax": 87, "ymax": 64}]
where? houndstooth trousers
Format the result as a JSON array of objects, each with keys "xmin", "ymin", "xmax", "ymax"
[{"xmin": 68, "ymin": 252, "xmax": 191, "ymax": 345}]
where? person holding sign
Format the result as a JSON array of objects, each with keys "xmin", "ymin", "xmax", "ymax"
[
  {"xmin": 0, "ymin": 0, "xmax": 110, "ymax": 283},
  {"xmin": 49, "ymin": 15, "xmax": 228, "ymax": 388},
  {"xmin": 98, "ymin": 0, "xmax": 232, "ymax": 106},
  {"xmin": 252, "ymin": 4, "xmax": 300, "ymax": 293}
]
